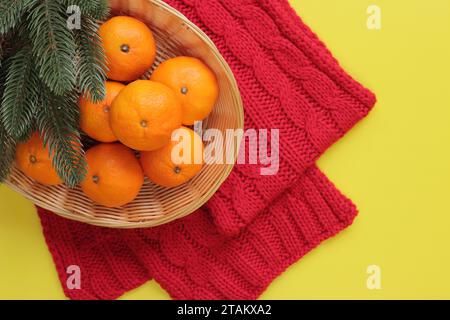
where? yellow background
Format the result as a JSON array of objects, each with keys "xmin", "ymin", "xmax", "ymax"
[{"xmin": 1, "ymin": 0, "xmax": 450, "ymax": 299}]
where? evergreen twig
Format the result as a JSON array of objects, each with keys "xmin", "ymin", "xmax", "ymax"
[
  {"xmin": 0, "ymin": 0, "xmax": 109, "ymax": 185},
  {"xmin": 1, "ymin": 47, "xmax": 40, "ymax": 140},
  {"xmin": 36, "ymin": 86, "xmax": 86, "ymax": 188},
  {"xmin": 27, "ymin": 0, "xmax": 77, "ymax": 95},
  {"xmin": 0, "ymin": 122, "xmax": 16, "ymax": 181},
  {"xmin": 75, "ymin": 16, "xmax": 107, "ymax": 102},
  {"xmin": 59, "ymin": 0, "xmax": 110, "ymax": 21},
  {"xmin": 0, "ymin": 44, "xmax": 15, "ymax": 180},
  {"xmin": 0, "ymin": 0, "xmax": 31, "ymax": 35}
]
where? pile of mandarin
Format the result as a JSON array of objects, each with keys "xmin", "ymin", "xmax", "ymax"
[{"xmin": 15, "ymin": 16, "xmax": 219, "ymax": 207}]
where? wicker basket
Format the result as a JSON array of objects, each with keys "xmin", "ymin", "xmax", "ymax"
[{"xmin": 5, "ymin": 0, "xmax": 244, "ymax": 228}]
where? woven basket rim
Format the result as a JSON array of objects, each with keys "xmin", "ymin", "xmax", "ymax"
[{"xmin": 5, "ymin": 0, "xmax": 244, "ymax": 229}]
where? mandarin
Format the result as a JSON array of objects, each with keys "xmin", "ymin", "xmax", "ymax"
[
  {"xmin": 140, "ymin": 127, "xmax": 204, "ymax": 188},
  {"xmin": 110, "ymin": 80, "xmax": 182, "ymax": 151},
  {"xmin": 151, "ymin": 56, "xmax": 219, "ymax": 125},
  {"xmin": 15, "ymin": 132, "xmax": 61, "ymax": 186},
  {"xmin": 99, "ymin": 16, "xmax": 156, "ymax": 82},
  {"xmin": 80, "ymin": 143, "xmax": 144, "ymax": 207},
  {"xmin": 79, "ymin": 81, "xmax": 125, "ymax": 142}
]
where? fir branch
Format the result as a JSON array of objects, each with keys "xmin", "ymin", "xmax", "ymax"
[
  {"xmin": 0, "ymin": 67, "xmax": 15, "ymax": 182},
  {"xmin": 75, "ymin": 16, "xmax": 107, "ymax": 103},
  {"xmin": 1, "ymin": 47, "xmax": 40, "ymax": 140},
  {"xmin": 0, "ymin": 0, "xmax": 32, "ymax": 35},
  {"xmin": 27, "ymin": 0, "xmax": 77, "ymax": 95},
  {"xmin": 0, "ymin": 0, "xmax": 109, "ymax": 186},
  {"xmin": 59, "ymin": 0, "xmax": 110, "ymax": 21},
  {"xmin": 36, "ymin": 86, "xmax": 86, "ymax": 188},
  {"xmin": 0, "ymin": 121, "xmax": 16, "ymax": 182}
]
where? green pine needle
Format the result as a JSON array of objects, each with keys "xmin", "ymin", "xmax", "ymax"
[
  {"xmin": 0, "ymin": 0, "xmax": 110, "ymax": 186},
  {"xmin": 36, "ymin": 87, "xmax": 86, "ymax": 188},
  {"xmin": 75, "ymin": 16, "xmax": 107, "ymax": 103},
  {"xmin": 1, "ymin": 47, "xmax": 40, "ymax": 140},
  {"xmin": 27, "ymin": 0, "xmax": 77, "ymax": 95},
  {"xmin": 0, "ymin": 0, "xmax": 31, "ymax": 35},
  {"xmin": 0, "ymin": 51, "xmax": 15, "ymax": 182},
  {"xmin": 59, "ymin": 0, "xmax": 110, "ymax": 21},
  {"xmin": 0, "ymin": 121, "xmax": 16, "ymax": 182}
]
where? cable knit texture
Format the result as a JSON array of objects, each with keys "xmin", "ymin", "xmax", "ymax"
[
  {"xmin": 36, "ymin": 0, "xmax": 376, "ymax": 300},
  {"xmin": 38, "ymin": 167, "xmax": 358, "ymax": 299},
  {"xmin": 172, "ymin": 0, "xmax": 376, "ymax": 235}
]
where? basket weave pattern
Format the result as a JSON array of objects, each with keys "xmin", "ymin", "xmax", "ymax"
[{"xmin": 5, "ymin": 0, "xmax": 244, "ymax": 228}]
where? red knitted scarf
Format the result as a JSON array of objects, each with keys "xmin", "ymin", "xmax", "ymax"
[{"xmin": 37, "ymin": 0, "xmax": 376, "ymax": 299}]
